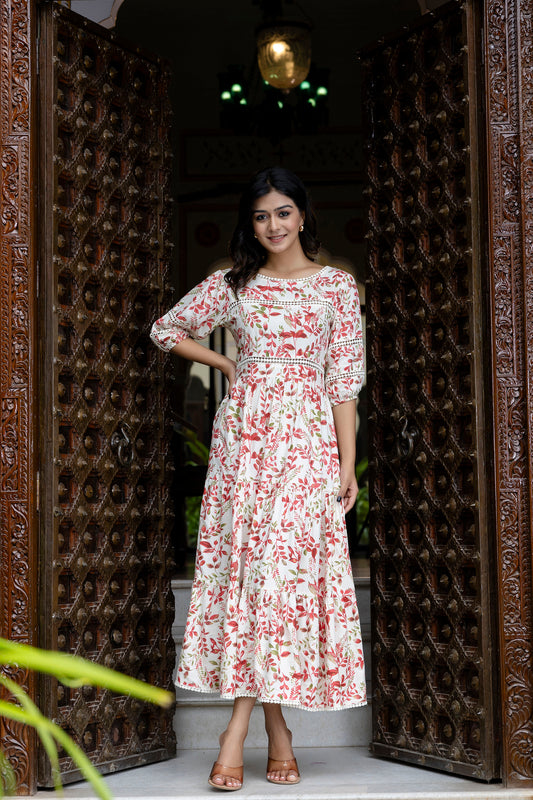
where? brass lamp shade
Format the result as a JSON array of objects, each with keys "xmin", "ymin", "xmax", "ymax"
[{"xmin": 256, "ymin": 21, "xmax": 312, "ymax": 91}]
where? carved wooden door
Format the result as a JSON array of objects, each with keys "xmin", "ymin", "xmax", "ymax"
[
  {"xmin": 38, "ymin": 4, "xmax": 176, "ymax": 784},
  {"xmin": 363, "ymin": 0, "xmax": 500, "ymax": 780}
]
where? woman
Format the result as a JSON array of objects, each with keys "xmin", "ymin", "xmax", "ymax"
[{"xmin": 150, "ymin": 167, "xmax": 366, "ymax": 790}]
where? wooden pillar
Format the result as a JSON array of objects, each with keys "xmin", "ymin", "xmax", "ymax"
[
  {"xmin": 485, "ymin": 0, "xmax": 533, "ymax": 786},
  {"xmin": 0, "ymin": 0, "xmax": 38, "ymax": 793}
]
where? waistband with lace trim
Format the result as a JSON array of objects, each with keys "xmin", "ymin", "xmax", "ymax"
[{"xmin": 236, "ymin": 356, "xmax": 324, "ymax": 374}]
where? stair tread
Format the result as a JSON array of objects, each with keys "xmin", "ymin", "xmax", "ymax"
[{"xmin": 33, "ymin": 747, "xmax": 525, "ymax": 799}]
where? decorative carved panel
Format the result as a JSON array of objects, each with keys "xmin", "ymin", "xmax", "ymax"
[
  {"xmin": 485, "ymin": 0, "xmax": 533, "ymax": 785},
  {"xmin": 37, "ymin": 4, "xmax": 175, "ymax": 784},
  {"xmin": 363, "ymin": 1, "xmax": 500, "ymax": 779},
  {"xmin": 0, "ymin": 0, "xmax": 38, "ymax": 792}
]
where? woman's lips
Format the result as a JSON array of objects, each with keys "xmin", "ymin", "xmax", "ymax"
[{"xmin": 268, "ymin": 234, "xmax": 286, "ymax": 243}]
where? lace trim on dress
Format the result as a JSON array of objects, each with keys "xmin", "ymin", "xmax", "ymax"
[
  {"xmin": 329, "ymin": 336, "xmax": 362, "ymax": 350},
  {"xmin": 238, "ymin": 355, "xmax": 323, "ymax": 372},
  {"xmin": 232, "ymin": 297, "xmax": 335, "ymax": 311},
  {"xmin": 175, "ymin": 681, "xmax": 368, "ymax": 712},
  {"xmin": 255, "ymin": 267, "xmax": 328, "ymax": 282},
  {"xmin": 326, "ymin": 368, "xmax": 365, "ymax": 384}
]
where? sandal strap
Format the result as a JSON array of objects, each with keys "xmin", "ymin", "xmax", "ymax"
[
  {"xmin": 210, "ymin": 761, "xmax": 243, "ymax": 782},
  {"xmin": 267, "ymin": 757, "xmax": 299, "ymax": 772}
]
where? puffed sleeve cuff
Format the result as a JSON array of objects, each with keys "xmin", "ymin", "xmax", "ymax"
[
  {"xmin": 150, "ymin": 312, "xmax": 192, "ymax": 352},
  {"xmin": 326, "ymin": 364, "xmax": 365, "ymax": 406},
  {"xmin": 326, "ymin": 335, "xmax": 365, "ymax": 405},
  {"xmin": 150, "ymin": 270, "xmax": 230, "ymax": 353}
]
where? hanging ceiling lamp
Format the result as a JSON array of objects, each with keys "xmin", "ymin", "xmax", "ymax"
[{"xmin": 256, "ymin": 19, "xmax": 312, "ymax": 91}]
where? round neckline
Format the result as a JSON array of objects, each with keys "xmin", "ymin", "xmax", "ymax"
[{"xmin": 257, "ymin": 266, "xmax": 328, "ymax": 282}]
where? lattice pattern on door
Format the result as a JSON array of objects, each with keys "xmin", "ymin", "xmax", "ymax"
[
  {"xmin": 39, "ymin": 5, "xmax": 176, "ymax": 783},
  {"xmin": 363, "ymin": 2, "xmax": 499, "ymax": 780}
]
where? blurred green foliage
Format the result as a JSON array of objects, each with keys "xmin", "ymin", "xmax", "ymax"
[
  {"xmin": 355, "ymin": 457, "xmax": 369, "ymax": 549},
  {"xmin": 0, "ymin": 638, "xmax": 173, "ymax": 799}
]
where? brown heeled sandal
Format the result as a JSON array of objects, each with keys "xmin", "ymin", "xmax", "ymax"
[
  {"xmin": 266, "ymin": 756, "xmax": 301, "ymax": 785},
  {"xmin": 208, "ymin": 761, "xmax": 243, "ymax": 791}
]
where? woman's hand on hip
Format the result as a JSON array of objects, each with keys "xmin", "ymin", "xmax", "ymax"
[{"xmin": 221, "ymin": 357, "xmax": 237, "ymax": 393}]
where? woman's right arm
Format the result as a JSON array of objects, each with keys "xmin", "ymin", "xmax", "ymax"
[
  {"xmin": 151, "ymin": 271, "xmax": 236, "ymax": 389},
  {"xmin": 171, "ymin": 338, "xmax": 236, "ymax": 392}
]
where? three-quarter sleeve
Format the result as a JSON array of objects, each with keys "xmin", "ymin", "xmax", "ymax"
[
  {"xmin": 150, "ymin": 270, "xmax": 230, "ymax": 352},
  {"xmin": 325, "ymin": 273, "xmax": 365, "ymax": 406}
]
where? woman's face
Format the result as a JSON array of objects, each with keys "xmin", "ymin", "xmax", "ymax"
[{"xmin": 251, "ymin": 190, "xmax": 304, "ymax": 255}]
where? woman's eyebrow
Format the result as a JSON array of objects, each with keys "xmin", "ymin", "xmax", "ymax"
[{"xmin": 253, "ymin": 204, "xmax": 294, "ymax": 213}]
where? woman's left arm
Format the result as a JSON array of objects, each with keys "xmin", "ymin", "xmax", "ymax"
[{"xmin": 332, "ymin": 398, "xmax": 358, "ymax": 513}]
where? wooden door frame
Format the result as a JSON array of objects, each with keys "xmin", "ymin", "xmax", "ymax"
[
  {"xmin": 484, "ymin": 0, "xmax": 533, "ymax": 784},
  {"xmin": 0, "ymin": 0, "xmax": 532, "ymax": 791},
  {"xmin": 0, "ymin": 0, "xmax": 38, "ymax": 793}
]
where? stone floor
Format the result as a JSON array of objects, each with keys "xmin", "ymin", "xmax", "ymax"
[{"xmin": 30, "ymin": 747, "xmax": 533, "ymax": 800}]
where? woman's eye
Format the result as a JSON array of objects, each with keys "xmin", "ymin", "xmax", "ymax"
[
  {"xmin": 254, "ymin": 214, "xmax": 266, "ymax": 222},
  {"xmin": 279, "ymin": 211, "xmax": 289, "ymax": 218}
]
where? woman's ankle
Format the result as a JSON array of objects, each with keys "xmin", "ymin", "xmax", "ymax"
[{"xmin": 220, "ymin": 723, "xmax": 248, "ymax": 745}]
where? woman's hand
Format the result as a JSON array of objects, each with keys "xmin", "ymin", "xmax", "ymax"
[
  {"xmin": 337, "ymin": 464, "xmax": 359, "ymax": 513},
  {"xmin": 220, "ymin": 357, "xmax": 237, "ymax": 393},
  {"xmin": 171, "ymin": 339, "xmax": 237, "ymax": 394}
]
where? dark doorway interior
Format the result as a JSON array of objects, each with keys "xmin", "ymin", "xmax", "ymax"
[{"xmin": 114, "ymin": 0, "xmax": 433, "ymax": 577}]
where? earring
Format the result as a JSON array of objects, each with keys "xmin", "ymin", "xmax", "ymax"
[
  {"xmin": 299, "ymin": 224, "xmax": 304, "ymax": 232},
  {"xmin": 254, "ymin": 234, "xmax": 258, "ymax": 239}
]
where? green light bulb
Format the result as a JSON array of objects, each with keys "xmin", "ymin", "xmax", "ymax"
[
  {"xmin": 317, "ymin": 86, "xmax": 328, "ymax": 96},
  {"xmin": 277, "ymin": 100, "xmax": 284, "ymax": 109},
  {"xmin": 231, "ymin": 83, "xmax": 242, "ymax": 93},
  {"xmin": 240, "ymin": 98, "xmax": 247, "ymax": 105},
  {"xmin": 221, "ymin": 91, "xmax": 231, "ymax": 101},
  {"xmin": 308, "ymin": 98, "xmax": 316, "ymax": 107},
  {"xmin": 300, "ymin": 80, "xmax": 311, "ymax": 90}
]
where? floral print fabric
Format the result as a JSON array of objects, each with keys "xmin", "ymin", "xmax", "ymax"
[{"xmin": 151, "ymin": 266, "xmax": 367, "ymax": 710}]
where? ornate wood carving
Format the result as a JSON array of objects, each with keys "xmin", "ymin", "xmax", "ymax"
[
  {"xmin": 37, "ymin": 4, "xmax": 176, "ymax": 784},
  {"xmin": 363, "ymin": 1, "xmax": 499, "ymax": 779},
  {"xmin": 0, "ymin": 0, "xmax": 37, "ymax": 793},
  {"xmin": 485, "ymin": 0, "xmax": 533, "ymax": 785}
]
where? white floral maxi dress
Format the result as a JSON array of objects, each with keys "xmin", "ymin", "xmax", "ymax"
[{"xmin": 150, "ymin": 266, "xmax": 367, "ymax": 711}]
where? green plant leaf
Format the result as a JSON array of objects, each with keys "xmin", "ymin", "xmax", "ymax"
[
  {"xmin": 0, "ymin": 700, "xmax": 112, "ymax": 800},
  {"xmin": 0, "ymin": 748, "xmax": 16, "ymax": 797},
  {"xmin": 356, "ymin": 456, "xmax": 368, "ymax": 482},
  {"xmin": 0, "ymin": 675, "xmax": 62, "ymax": 794},
  {"xmin": 180, "ymin": 427, "xmax": 210, "ymax": 464},
  {"xmin": 0, "ymin": 638, "xmax": 174, "ymax": 799},
  {"xmin": 0, "ymin": 639, "xmax": 173, "ymax": 708}
]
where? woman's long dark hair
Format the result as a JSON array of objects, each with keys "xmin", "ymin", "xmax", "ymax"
[{"xmin": 226, "ymin": 167, "xmax": 320, "ymax": 292}]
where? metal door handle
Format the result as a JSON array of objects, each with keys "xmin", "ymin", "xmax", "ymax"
[
  {"xmin": 396, "ymin": 416, "xmax": 417, "ymax": 461},
  {"xmin": 110, "ymin": 422, "xmax": 133, "ymax": 467}
]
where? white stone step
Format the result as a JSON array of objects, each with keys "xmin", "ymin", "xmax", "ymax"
[
  {"xmin": 174, "ymin": 688, "xmax": 372, "ymax": 749},
  {"xmin": 172, "ymin": 578, "xmax": 373, "ymax": 749},
  {"xmin": 30, "ymin": 747, "xmax": 529, "ymax": 800}
]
